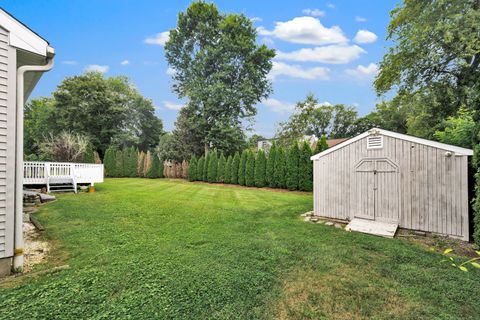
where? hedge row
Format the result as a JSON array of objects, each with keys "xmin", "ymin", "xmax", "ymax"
[
  {"xmin": 188, "ymin": 139, "xmax": 328, "ymax": 191},
  {"xmin": 104, "ymin": 146, "xmax": 163, "ymax": 178}
]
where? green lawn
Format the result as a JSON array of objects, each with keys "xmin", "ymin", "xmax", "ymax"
[{"xmin": 1, "ymin": 179, "xmax": 479, "ymax": 319}]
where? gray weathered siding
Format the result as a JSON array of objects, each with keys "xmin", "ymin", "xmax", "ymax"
[
  {"xmin": 0, "ymin": 26, "xmax": 15, "ymax": 258},
  {"xmin": 313, "ymin": 134, "xmax": 469, "ymax": 240}
]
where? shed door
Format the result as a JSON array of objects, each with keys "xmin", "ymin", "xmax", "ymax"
[{"xmin": 354, "ymin": 158, "xmax": 399, "ymax": 222}]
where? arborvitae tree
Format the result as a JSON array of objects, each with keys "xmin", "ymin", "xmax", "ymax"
[
  {"xmin": 231, "ymin": 152, "xmax": 240, "ymax": 184},
  {"xmin": 217, "ymin": 153, "xmax": 226, "ymax": 183},
  {"xmin": 207, "ymin": 150, "xmax": 218, "ymax": 183},
  {"xmin": 146, "ymin": 152, "xmax": 160, "ymax": 178},
  {"xmin": 298, "ymin": 141, "xmax": 313, "ymax": 191},
  {"xmin": 188, "ymin": 156, "xmax": 198, "ymax": 181},
  {"xmin": 138, "ymin": 151, "xmax": 145, "ymax": 177},
  {"xmin": 265, "ymin": 143, "xmax": 277, "ymax": 187},
  {"xmin": 238, "ymin": 150, "xmax": 248, "ymax": 186},
  {"xmin": 115, "ymin": 149, "xmax": 125, "ymax": 177},
  {"xmin": 254, "ymin": 150, "xmax": 267, "ymax": 187},
  {"xmin": 122, "ymin": 148, "xmax": 130, "ymax": 177},
  {"xmin": 286, "ymin": 143, "xmax": 300, "ymax": 190},
  {"xmin": 103, "ymin": 146, "xmax": 116, "ymax": 177},
  {"xmin": 224, "ymin": 155, "xmax": 233, "ymax": 184},
  {"xmin": 245, "ymin": 151, "xmax": 255, "ymax": 187},
  {"xmin": 197, "ymin": 156, "xmax": 205, "ymax": 181},
  {"xmin": 274, "ymin": 146, "xmax": 287, "ymax": 189},
  {"xmin": 314, "ymin": 136, "xmax": 329, "ymax": 155},
  {"xmin": 203, "ymin": 152, "xmax": 209, "ymax": 181},
  {"xmin": 84, "ymin": 142, "xmax": 95, "ymax": 163},
  {"xmin": 128, "ymin": 147, "xmax": 138, "ymax": 177}
]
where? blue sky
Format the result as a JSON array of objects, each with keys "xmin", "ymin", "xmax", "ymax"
[{"xmin": 4, "ymin": 0, "xmax": 398, "ymax": 137}]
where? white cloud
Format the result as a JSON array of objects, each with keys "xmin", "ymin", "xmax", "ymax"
[
  {"xmin": 345, "ymin": 63, "xmax": 378, "ymax": 79},
  {"xmin": 260, "ymin": 37, "xmax": 275, "ymax": 46},
  {"xmin": 84, "ymin": 64, "xmax": 109, "ymax": 73},
  {"xmin": 262, "ymin": 98, "xmax": 295, "ymax": 113},
  {"xmin": 269, "ymin": 61, "xmax": 330, "ymax": 80},
  {"xmin": 163, "ymin": 101, "xmax": 183, "ymax": 111},
  {"xmin": 276, "ymin": 44, "xmax": 366, "ymax": 64},
  {"xmin": 302, "ymin": 8, "xmax": 325, "ymax": 17},
  {"xmin": 251, "ymin": 17, "xmax": 262, "ymax": 23},
  {"xmin": 144, "ymin": 31, "xmax": 170, "ymax": 46},
  {"xmin": 62, "ymin": 60, "xmax": 77, "ymax": 65},
  {"xmin": 166, "ymin": 67, "xmax": 176, "ymax": 76},
  {"xmin": 355, "ymin": 16, "xmax": 367, "ymax": 22},
  {"xmin": 354, "ymin": 29, "xmax": 378, "ymax": 44},
  {"xmin": 120, "ymin": 60, "xmax": 130, "ymax": 65},
  {"xmin": 257, "ymin": 16, "xmax": 347, "ymax": 45},
  {"xmin": 327, "ymin": 3, "xmax": 335, "ymax": 9}
]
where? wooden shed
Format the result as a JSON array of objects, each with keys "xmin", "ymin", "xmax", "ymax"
[
  {"xmin": 311, "ymin": 128, "xmax": 473, "ymax": 240},
  {"xmin": 0, "ymin": 9, "xmax": 54, "ymax": 275}
]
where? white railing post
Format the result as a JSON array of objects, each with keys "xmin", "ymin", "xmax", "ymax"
[{"xmin": 45, "ymin": 162, "xmax": 50, "ymax": 193}]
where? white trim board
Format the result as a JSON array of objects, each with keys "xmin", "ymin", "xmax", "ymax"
[
  {"xmin": 311, "ymin": 128, "xmax": 473, "ymax": 160},
  {"xmin": 0, "ymin": 8, "xmax": 52, "ymax": 56}
]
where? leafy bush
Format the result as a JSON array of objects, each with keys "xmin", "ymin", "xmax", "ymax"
[{"xmin": 39, "ymin": 131, "xmax": 89, "ymax": 163}]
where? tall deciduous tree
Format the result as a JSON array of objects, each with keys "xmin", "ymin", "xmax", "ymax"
[
  {"xmin": 276, "ymin": 94, "xmax": 359, "ymax": 146},
  {"xmin": 165, "ymin": 1, "xmax": 275, "ymax": 155},
  {"xmin": 51, "ymin": 72, "xmax": 163, "ymax": 158},
  {"xmin": 375, "ymin": 0, "xmax": 480, "ymax": 245}
]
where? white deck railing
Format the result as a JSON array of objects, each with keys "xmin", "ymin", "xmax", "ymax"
[{"xmin": 24, "ymin": 161, "xmax": 104, "ymax": 190}]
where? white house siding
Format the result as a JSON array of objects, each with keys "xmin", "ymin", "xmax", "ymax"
[
  {"xmin": 313, "ymin": 134, "xmax": 470, "ymax": 241},
  {"xmin": 0, "ymin": 26, "xmax": 15, "ymax": 258}
]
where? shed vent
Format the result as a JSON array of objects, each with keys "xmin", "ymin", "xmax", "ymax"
[{"xmin": 367, "ymin": 135, "xmax": 383, "ymax": 149}]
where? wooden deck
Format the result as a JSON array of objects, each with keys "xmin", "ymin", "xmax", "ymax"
[{"xmin": 23, "ymin": 161, "xmax": 104, "ymax": 193}]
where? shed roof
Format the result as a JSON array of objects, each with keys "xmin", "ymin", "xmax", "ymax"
[
  {"xmin": 311, "ymin": 128, "xmax": 474, "ymax": 160},
  {"xmin": 0, "ymin": 8, "xmax": 53, "ymax": 56}
]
